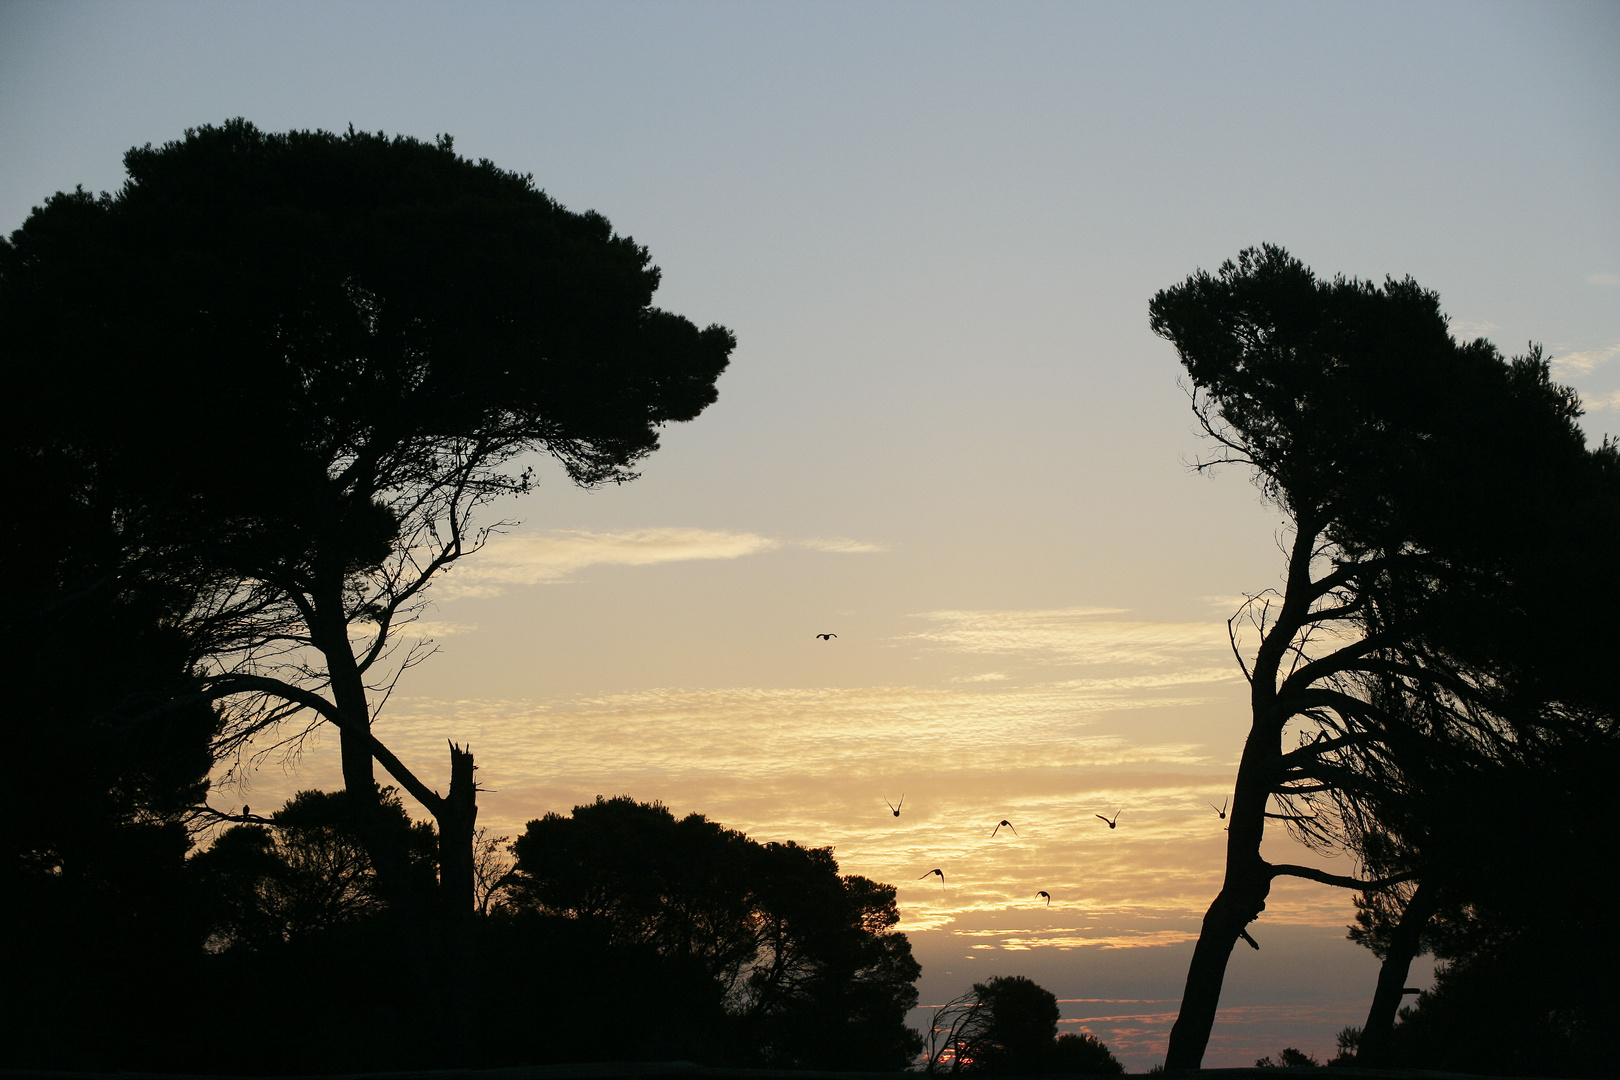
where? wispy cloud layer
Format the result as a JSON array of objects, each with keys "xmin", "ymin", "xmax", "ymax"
[
  {"xmin": 907, "ymin": 607, "xmax": 1228, "ymax": 667},
  {"xmin": 1580, "ymin": 389, "xmax": 1620, "ymax": 413},
  {"xmin": 1447, "ymin": 318, "xmax": 1499, "ymax": 342},
  {"xmin": 800, "ymin": 536, "xmax": 889, "ymax": 553},
  {"xmin": 223, "ymin": 597, "xmax": 1373, "ymax": 1033},
  {"xmin": 1587, "ymin": 273, "xmax": 1620, "ymax": 287},
  {"xmin": 436, "ymin": 527, "xmax": 882, "ymax": 597},
  {"xmin": 1551, "ymin": 342, "xmax": 1619, "ymax": 378},
  {"xmin": 406, "ymin": 619, "xmax": 478, "ymax": 638}
]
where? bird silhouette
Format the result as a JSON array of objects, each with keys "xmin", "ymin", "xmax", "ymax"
[
  {"xmin": 243, "ymin": 805, "xmax": 249, "ymax": 817},
  {"xmin": 1037, "ymin": 890, "xmax": 1051, "ymax": 906},
  {"xmin": 1096, "ymin": 810, "xmax": 1121, "ymax": 829},
  {"xmin": 886, "ymin": 794, "xmax": 904, "ymax": 818},
  {"xmin": 1210, "ymin": 797, "xmax": 1228, "ymax": 820},
  {"xmin": 991, "ymin": 819, "xmax": 1017, "ymax": 837},
  {"xmin": 919, "ymin": 868, "xmax": 945, "ymax": 882},
  {"xmin": 816, "ymin": 633, "xmax": 837, "ymax": 640}
]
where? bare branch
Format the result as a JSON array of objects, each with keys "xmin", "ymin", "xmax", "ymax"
[
  {"xmin": 201, "ymin": 672, "xmax": 444, "ymax": 815},
  {"xmin": 1268, "ymin": 863, "xmax": 1415, "ymax": 892}
]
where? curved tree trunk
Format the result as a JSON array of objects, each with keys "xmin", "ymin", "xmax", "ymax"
[
  {"xmin": 1165, "ymin": 871, "xmax": 1271, "ymax": 1069},
  {"xmin": 1165, "ymin": 705, "xmax": 1283, "ymax": 1068},
  {"xmin": 1165, "ymin": 522, "xmax": 1320, "ymax": 1070},
  {"xmin": 1356, "ymin": 881, "xmax": 1436, "ymax": 1067},
  {"xmin": 1164, "ymin": 766, "xmax": 1275, "ymax": 1071}
]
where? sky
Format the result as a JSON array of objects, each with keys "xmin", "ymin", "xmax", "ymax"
[{"xmin": 3, "ymin": 1, "xmax": 1617, "ymax": 1068}]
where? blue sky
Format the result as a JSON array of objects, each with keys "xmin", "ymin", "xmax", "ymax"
[{"xmin": 4, "ymin": 1, "xmax": 1616, "ymax": 1066}]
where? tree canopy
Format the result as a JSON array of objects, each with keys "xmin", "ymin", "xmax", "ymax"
[
  {"xmin": 1147, "ymin": 245, "xmax": 1618, "ymax": 1068},
  {"xmin": 924, "ymin": 975, "xmax": 1123, "ymax": 1074},
  {"xmin": 0, "ymin": 120, "xmax": 735, "ymax": 1055},
  {"xmin": 499, "ymin": 796, "xmax": 922, "ymax": 1070}
]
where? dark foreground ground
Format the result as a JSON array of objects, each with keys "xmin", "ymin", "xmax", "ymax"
[{"xmin": 0, "ymin": 1064, "xmax": 1560, "ymax": 1080}]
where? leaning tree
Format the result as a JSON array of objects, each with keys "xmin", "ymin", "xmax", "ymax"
[
  {"xmin": 0, "ymin": 120, "xmax": 733, "ymax": 1045},
  {"xmin": 1146, "ymin": 245, "xmax": 1602, "ymax": 1068}
]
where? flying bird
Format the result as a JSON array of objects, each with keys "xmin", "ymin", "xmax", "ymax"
[
  {"xmin": 919, "ymin": 868, "xmax": 945, "ymax": 882},
  {"xmin": 1210, "ymin": 797, "xmax": 1228, "ymax": 820},
  {"xmin": 1096, "ymin": 810, "xmax": 1121, "ymax": 829},
  {"xmin": 1037, "ymin": 890, "xmax": 1051, "ymax": 906},
  {"xmin": 992, "ymin": 819, "xmax": 1017, "ymax": 837},
  {"xmin": 816, "ymin": 633, "xmax": 837, "ymax": 640},
  {"xmin": 886, "ymin": 794, "xmax": 904, "ymax": 818}
]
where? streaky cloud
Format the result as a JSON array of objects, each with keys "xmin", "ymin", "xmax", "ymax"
[
  {"xmin": 437, "ymin": 527, "xmax": 776, "ymax": 597},
  {"xmin": 434, "ymin": 526, "xmax": 887, "ymax": 597},
  {"xmin": 797, "ymin": 536, "xmax": 888, "ymax": 553},
  {"xmin": 906, "ymin": 607, "xmax": 1227, "ymax": 666}
]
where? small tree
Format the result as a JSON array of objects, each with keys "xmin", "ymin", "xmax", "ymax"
[
  {"xmin": 504, "ymin": 796, "xmax": 922, "ymax": 1069},
  {"xmin": 924, "ymin": 975, "xmax": 1068, "ymax": 1074},
  {"xmin": 1052, "ymin": 1033, "xmax": 1125, "ymax": 1075},
  {"xmin": 191, "ymin": 788, "xmax": 436, "ymax": 952}
]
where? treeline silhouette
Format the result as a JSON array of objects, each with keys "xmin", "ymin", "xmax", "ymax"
[{"xmin": 5, "ymin": 782, "xmax": 924, "ymax": 1072}]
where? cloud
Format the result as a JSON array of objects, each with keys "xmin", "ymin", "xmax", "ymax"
[
  {"xmin": 973, "ymin": 930, "xmax": 1199, "ymax": 951},
  {"xmin": 437, "ymin": 527, "xmax": 771, "ymax": 597},
  {"xmin": 1580, "ymin": 389, "xmax": 1620, "ymax": 412},
  {"xmin": 1447, "ymin": 318, "xmax": 1498, "ymax": 342},
  {"xmin": 221, "ymin": 671, "xmax": 1389, "ymax": 975},
  {"xmin": 434, "ymin": 527, "xmax": 885, "ymax": 597},
  {"xmin": 1051, "ymin": 668, "xmax": 1241, "ymax": 691},
  {"xmin": 798, "ymin": 536, "xmax": 888, "ymax": 553},
  {"xmin": 1588, "ymin": 273, "xmax": 1620, "ymax": 287},
  {"xmin": 906, "ymin": 607, "xmax": 1227, "ymax": 666},
  {"xmin": 405, "ymin": 619, "xmax": 478, "ymax": 638},
  {"xmin": 1550, "ymin": 343, "xmax": 1620, "ymax": 378}
]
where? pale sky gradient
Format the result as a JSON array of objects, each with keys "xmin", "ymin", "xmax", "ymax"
[{"xmin": 4, "ymin": 1, "xmax": 1617, "ymax": 1068}]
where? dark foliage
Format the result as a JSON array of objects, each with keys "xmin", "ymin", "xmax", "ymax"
[
  {"xmin": 499, "ymin": 796, "xmax": 923, "ymax": 1069},
  {"xmin": 1383, "ymin": 919, "xmax": 1620, "ymax": 1078},
  {"xmin": 1147, "ymin": 245, "xmax": 1617, "ymax": 1068},
  {"xmin": 926, "ymin": 975, "xmax": 1123, "ymax": 1075},
  {"xmin": 1344, "ymin": 738, "xmax": 1620, "ymax": 1077},
  {"xmin": 1, "ymin": 119, "xmax": 735, "ymax": 1065},
  {"xmin": 964, "ymin": 976, "xmax": 1061, "ymax": 1074},
  {"xmin": 0, "ymin": 117, "xmax": 735, "ymax": 930},
  {"xmin": 1255, "ymin": 1047, "xmax": 1319, "ymax": 1068},
  {"xmin": 1052, "ymin": 1033, "xmax": 1125, "ymax": 1075},
  {"xmin": 103, "ymin": 790, "xmax": 923, "ymax": 1072},
  {"xmin": 0, "ymin": 435, "xmax": 218, "ymax": 1070},
  {"xmin": 191, "ymin": 787, "xmax": 437, "ymax": 951}
]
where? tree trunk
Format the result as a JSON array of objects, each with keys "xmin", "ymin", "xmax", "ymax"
[
  {"xmin": 1164, "ymin": 522, "xmax": 1325, "ymax": 1069},
  {"xmin": 1165, "ymin": 735, "xmax": 1280, "ymax": 1072},
  {"xmin": 312, "ymin": 589, "xmax": 443, "ymax": 1054},
  {"xmin": 438, "ymin": 742, "xmax": 479, "ymax": 1064},
  {"xmin": 1164, "ymin": 865, "xmax": 1271, "ymax": 1069},
  {"xmin": 1356, "ymin": 881, "xmax": 1436, "ymax": 1067}
]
